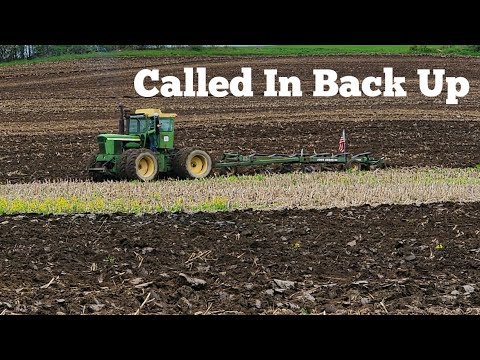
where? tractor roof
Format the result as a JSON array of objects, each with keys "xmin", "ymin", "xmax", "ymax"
[{"xmin": 135, "ymin": 108, "xmax": 177, "ymax": 118}]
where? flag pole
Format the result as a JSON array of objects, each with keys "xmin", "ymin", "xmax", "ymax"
[
  {"xmin": 344, "ymin": 129, "xmax": 347, "ymax": 157},
  {"xmin": 338, "ymin": 129, "xmax": 346, "ymax": 168}
]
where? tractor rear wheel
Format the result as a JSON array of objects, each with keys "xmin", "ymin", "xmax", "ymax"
[
  {"xmin": 87, "ymin": 153, "xmax": 107, "ymax": 182},
  {"xmin": 173, "ymin": 147, "xmax": 212, "ymax": 179},
  {"xmin": 120, "ymin": 148, "xmax": 158, "ymax": 181}
]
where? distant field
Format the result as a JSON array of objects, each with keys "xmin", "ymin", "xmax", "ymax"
[
  {"xmin": 1, "ymin": 46, "xmax": 480, "ymax": 316},
  {"xmin": 1, "ymin": 168, "xmax": 480, "ymax": 214},
  {"xmin": 1, "ymin": 54, "xmax": 479, "ymax": 184},
  {"xmin": 1, "ymin": 45, "xmax": 477, "ymax": 67}
]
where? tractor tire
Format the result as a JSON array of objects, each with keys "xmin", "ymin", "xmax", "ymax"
[
  {"xmin": 118, "ymin": 149, "xmax": 136, "ymax": 179},
  {"xmin": 346, "ymin": 160, "xmax": 362, "ymax": 172},
  {"xmin": 120, "ymin": 148, "xmax": 158, "ymax": 182},
  {"xmin": 173, "ymin": 147, "xmax": 212, "ymax": 179},
  {"xmin": 87, "ymin": 153, "xmax": 107, "ymax": 182}
]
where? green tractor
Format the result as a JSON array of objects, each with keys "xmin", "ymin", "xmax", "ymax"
[{"xmin": 87, "ymin": 104, "xmax": 212, "ymax": 181}]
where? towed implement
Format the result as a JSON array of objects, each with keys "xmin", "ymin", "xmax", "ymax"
[
  {"xmin": 87, "ymin": 105, "xmax": 385, "ymax": 182},
  {"xmin": 215, "ymin": 151, "xmax": 384, "ymax": 175}
]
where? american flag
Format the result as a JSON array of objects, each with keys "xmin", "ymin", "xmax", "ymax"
[{"xmin": 338, "ymin": 129, "xmax": 346, "ymax": 153}]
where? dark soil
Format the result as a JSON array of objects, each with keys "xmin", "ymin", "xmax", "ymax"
[
  {"xmin": 1, "ymin": 202, "xmax": 479, "ymax": 315},
  {"xmin": 1, "ymin": 55, "xmax": 479, "ymax": 315},
  {"xmin": 1, "ymin": 54, "xmax": 479, "ymax": 184},
  {"xmin": 1, "ymin": 119, "xmax": 479, "ymax": 183}
]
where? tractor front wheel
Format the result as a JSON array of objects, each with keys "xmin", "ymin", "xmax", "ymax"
[
  {"xmin": 173, "ymin": 147, "xmax": 212, "ymax": 179},
  {"xmin": 119, "ymin": 148, "xmax": 158, "ymax": 181}
]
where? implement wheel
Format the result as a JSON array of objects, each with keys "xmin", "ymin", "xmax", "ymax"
[
  {"xmin": 119, "ymin": 148, "xmax": 158, "ymax": 181},
  {"xmin": 370, "ymin": 162, "xmax": 386, "ymax": 171},
  {"xmin": 219, "ymin": 166, "xmax": 237, "ymax": 176},
  {"xmin": 346, "ymin": 160, "xmax": 362, "ymax": 172},
  {"xmin": 173, "ymin": 147, "xmax": 212, "ymax": 179}
]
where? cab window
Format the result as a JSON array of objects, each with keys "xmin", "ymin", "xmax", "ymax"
[
  {"xmin": 129, "ymin": 119, "xmax": 149, "ymax": 134},
  {"xmin": 158, "ymin": 119, "xmax": 173, "ymax": 131}
]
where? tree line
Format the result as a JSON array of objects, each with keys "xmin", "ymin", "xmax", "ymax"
[{"xmin": 0, "ymin": 45, "xmax": 203, "ymax": 62}]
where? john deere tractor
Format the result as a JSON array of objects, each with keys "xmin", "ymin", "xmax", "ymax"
[{"xmin": 87, "ymin": 104, "xmax": 212, "ymax": 181}]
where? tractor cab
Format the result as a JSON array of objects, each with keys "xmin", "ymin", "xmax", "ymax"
[
  {"xmin": 129, "ymin": 108, "xmax": 176, "ymax": 149},
  {"xmin": 127, "ymin": 115, "xmax": 149, "ymax": 134}
]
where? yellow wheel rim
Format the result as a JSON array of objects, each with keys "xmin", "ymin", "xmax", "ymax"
[
  {"xmin": 351, "ymin": 162, "xmax": 361, "ymax": 171},
  {"xmin": 188, "ymin": 155, "xmax": 207, "ymax": 175},
  {"xmin": 137, "ymin": 156, "xmax": 155, "ymax": 178}
]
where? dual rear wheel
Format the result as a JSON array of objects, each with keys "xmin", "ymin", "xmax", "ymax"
[
  {"xmin": 172, "ymin": 147, "xmax": 212, "ymax": 179},
  {"xmin": 118, "ymin": 147, "xmax": 212, "ymax": 182},
  {"xmin": 118, "ymin": 149, "xmax": 158, "ymax": 181}
]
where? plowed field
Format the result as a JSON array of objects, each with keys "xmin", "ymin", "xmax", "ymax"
[
  {"xmin": 1, "ymin": 202, "xmax": 479, "ymax": 315},
  {"xmin": 0, "ymin": 55, "xmax": 479, "ymax": 183},
  {"xmin": 1, "ymin": 55, "xmax": 479, "ymax": 315}
]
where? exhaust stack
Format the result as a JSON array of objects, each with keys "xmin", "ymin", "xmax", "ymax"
[
  {"xmin": 118, "ymin": 103, "xmax": 125, "ymax": 134},
  {"xmin": 124, "ymin": 108, "xmax": 130, "ymax": 135}
]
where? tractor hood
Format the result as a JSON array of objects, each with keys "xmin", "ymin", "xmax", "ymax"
[{"xmin": 97, "ymin": 134, "xmax": 141, "ymax": 142}]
